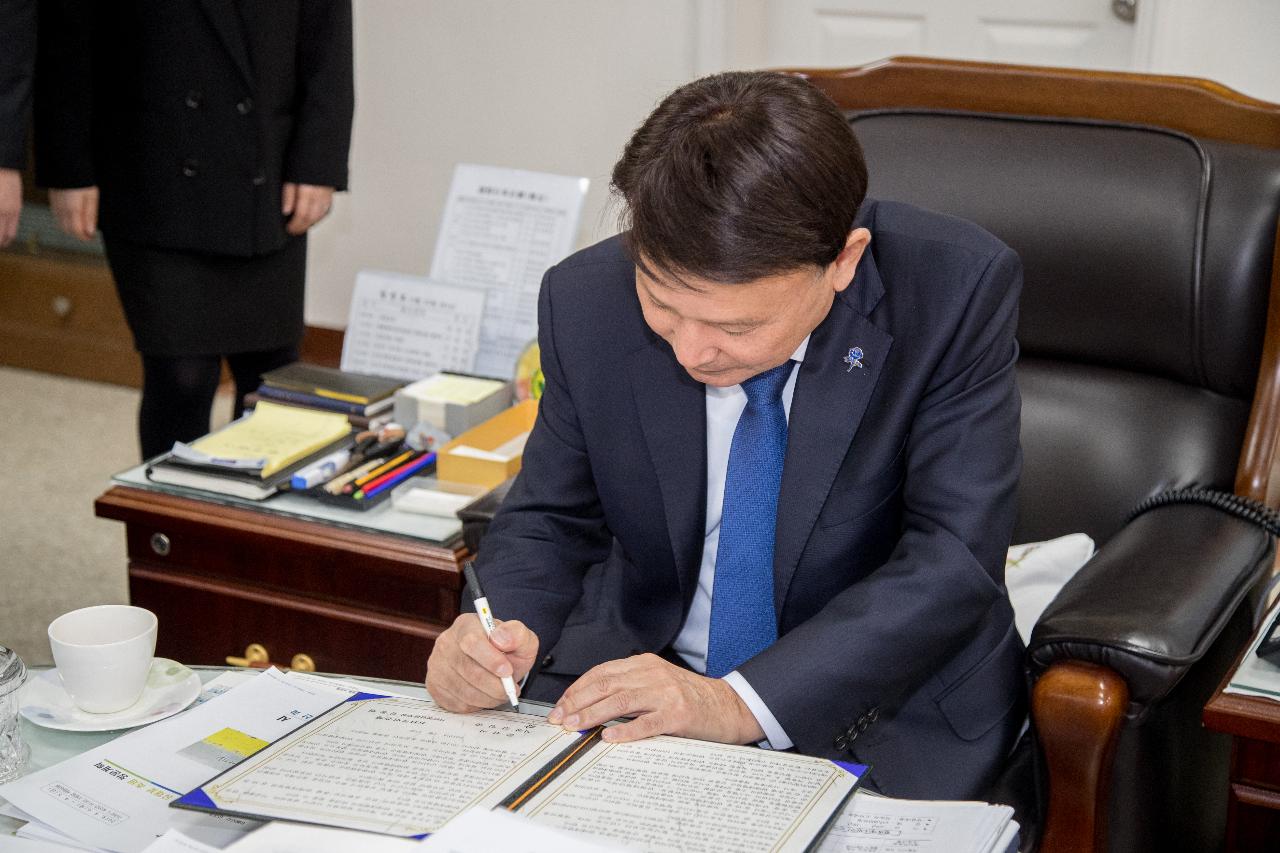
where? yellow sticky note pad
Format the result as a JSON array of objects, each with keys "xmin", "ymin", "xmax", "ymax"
[
  {"xmin": 412, "ymin": 374, "xmax": 507, "ymax": 405},
  {"xmin": 191, "ymin": 401, "xmax": 350, "ymax": 476}
]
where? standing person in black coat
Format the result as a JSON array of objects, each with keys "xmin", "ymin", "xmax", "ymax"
[
  {"xmin": 36, "ymin": 0, "xmax": 354, "ymax": 459},
  {"xmin": 0, "ymin": 0, "xmax": 36, "ymax": 247}
]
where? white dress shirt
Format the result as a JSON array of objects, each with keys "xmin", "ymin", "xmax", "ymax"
[{"xmin": 672, "ymin": 337, "xmax": 810, "ymax": 749}]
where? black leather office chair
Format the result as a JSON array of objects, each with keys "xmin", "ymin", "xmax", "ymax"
[
  {"xmin": 459, "ymin": 57, "xmax": 1280, "ymax": 853},
  {"xmin": 796, "ymin": 57, "xmax": 1280, "ymax": 853}
]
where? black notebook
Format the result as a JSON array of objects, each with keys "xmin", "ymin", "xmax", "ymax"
[{"xmin": 261, "ymin": 363, "xmax": 406, "ymax": 405}]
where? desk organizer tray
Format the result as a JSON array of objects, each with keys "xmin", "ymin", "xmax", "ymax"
[{"xmin": 301, "ymin": 483, "xmax": 397, "ymax": 512}]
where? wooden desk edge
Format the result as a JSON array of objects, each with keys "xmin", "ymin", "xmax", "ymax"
[{"xmin": 94, "ymin": 484, "xmax": 468, "ymax": 576}]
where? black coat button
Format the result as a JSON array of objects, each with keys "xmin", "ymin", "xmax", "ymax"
[
  {"xmin": 540, "ymin": 654, "xmax": 554, "ymax": 668},
  {"xmin": 251, "ymin": 172, "xmax": 266, "ymax": 186},
  {"xmin": 236, "ymin": 97, "xmax": 254, "ymax": 115},
  {"xmin": 181, "ymin": 159, "xmax": 199, "ymax": 177},
  {"xmin": 184, "ymin": 90, "xmax": 202, "ymax": 109}
]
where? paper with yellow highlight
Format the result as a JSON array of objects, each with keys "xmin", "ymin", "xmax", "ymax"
[{"xmin": 178, "ymin": 728, "xmax": 270, "ymax": 773}]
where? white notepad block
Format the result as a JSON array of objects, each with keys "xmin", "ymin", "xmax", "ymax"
[{"xmin": 393, "ymin": 486, "xmax": 478, "ymax": 517}]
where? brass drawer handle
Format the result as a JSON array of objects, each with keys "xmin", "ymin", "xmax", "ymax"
[
  {"xmin": 225, "ymin": 644, "xmax": 316, "ymax": 672},
  {"xmin": 150, "ymin": 533, "xmax": 171, "ymax": 556},
  {"xmin": 225, "ymin": 643, "xmax": 270, "ymax": 667}
]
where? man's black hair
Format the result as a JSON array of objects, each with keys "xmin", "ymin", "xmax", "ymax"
[{"xmin": 611, "ymin": 71, "xmax": 868, "ymax": 285}]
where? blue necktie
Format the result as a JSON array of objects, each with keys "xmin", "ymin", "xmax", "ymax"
[{"xmin": 705, "ymin": 360, "xmax": 794, "ymax": 678}]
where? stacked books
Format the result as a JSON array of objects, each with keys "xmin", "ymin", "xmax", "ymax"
[
  {"xmin": 146, "ymin": 402, "xmax": 353, "ymax": 500},
  {"xmin": 247, "ymin": 363, "xmax": 407, "ymax": 428}
]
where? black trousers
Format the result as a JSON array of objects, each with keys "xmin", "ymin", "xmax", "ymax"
[{"xmin": 138, "ymin": 347, "xmax": 297, "ymax": 460}]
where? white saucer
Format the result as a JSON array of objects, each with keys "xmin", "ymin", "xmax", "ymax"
[{"xmin": 19, "ymin": 658, "xmax": 201, "ymax": 732}]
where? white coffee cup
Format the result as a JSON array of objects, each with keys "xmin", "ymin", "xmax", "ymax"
[{"xmin": 48, "ymin": 605, "xmax": 158, "ymax": 714}]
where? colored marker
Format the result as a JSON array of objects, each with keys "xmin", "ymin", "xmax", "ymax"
[
  {"xmin": 354, "ymin": 452, "xmax": 435, "ymax": 500},
  {"xmin": 343, "ymin": 448, "xmax": 414, "ymax": 493},
  {"xmin": 462, "ymin": 560, "xmax": 521, "ymax": 709}
]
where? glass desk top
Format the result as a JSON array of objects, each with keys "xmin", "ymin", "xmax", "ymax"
[{"xmin": 112, "ymin": 463, "xmax": 464, "ymax": 546}]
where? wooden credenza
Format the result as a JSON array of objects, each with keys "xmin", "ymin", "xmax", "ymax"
[
  {"xmin": 1203, "ymin": 615, "xmax": 1280, "ymax": 852},
  {"xmin": 94, "ymin": 484, "xmax": 466, "ymax": 683}
]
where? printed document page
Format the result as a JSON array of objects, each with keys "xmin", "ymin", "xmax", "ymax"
[
  {"xmin": 419, "ymin": 807, "xmax": 623, "ymax": 853},
  {"xmin": 183, "ymin": 696, "xmax": 582, "ymax": 836},
  {"xmin": 213, "ymin": 808, "xmax": 620, "ymax": 853},
  {"xmin": 141, "ymin": 829, "xmax": 222, "ymax": 853},
  {"xmin": 429, "ymin": 164, "xmax": 589, "ymax": 379},
  {"xmin": 217, "ymin": 821, "xmax": 425, "ymax": 853},
  {"xmin": 517, "ymin": 735, "xmax": 860, "ymax": 853},
  {"xmin": 341, "ymin": 270, "xmax": 486, "ymax": 382},
  {"xmin": 816, "ymin": 793, "xmax": 1015, "ymax": 853},
  {"xmin": 0, "ymin": 669, "xmax": 351, "ymax": 853}
]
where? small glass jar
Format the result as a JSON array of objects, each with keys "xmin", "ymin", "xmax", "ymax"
[{"xmin": 0, "ymin": 645, "xmax": 29, "ymax": 783}]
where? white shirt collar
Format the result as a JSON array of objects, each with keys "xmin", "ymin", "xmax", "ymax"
[{"xmin": 790, "ymin": 335, "xmax": 810, "ymax": 364}]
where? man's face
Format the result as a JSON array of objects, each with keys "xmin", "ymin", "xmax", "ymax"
[{"xmin": 635, "ymin": 229, "xmax": 870, "ymax": 387}]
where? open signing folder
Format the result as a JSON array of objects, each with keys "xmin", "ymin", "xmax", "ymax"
[{"xmin": 173, "ymin": 692, "xmax": 865, "ymax": 851}]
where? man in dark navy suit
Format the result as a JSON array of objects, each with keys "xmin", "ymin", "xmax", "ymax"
[{"xmin": 427, "ymin": 71, "xmax": 1026, "ymax": 800}]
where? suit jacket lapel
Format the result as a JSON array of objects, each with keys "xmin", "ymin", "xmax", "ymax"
[
  {"xmin": 773, "ymin": 248, "xmax": 893, "ymax": 611},
  {"xmin": 198, "ymin": 0, "xmax": 255, "ymax": 90},
  {"xmin": 629, "ymin": 339, "xmax": 707, "ymax": 604}
]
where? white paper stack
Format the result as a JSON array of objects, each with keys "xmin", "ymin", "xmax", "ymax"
[
  {"xmin": 817, "ymin": 792, "xmax": 1018, "ymax": 853},
  {"xmin": 0, "ymin": 671, "xmax": 366, "ymax": 853}
]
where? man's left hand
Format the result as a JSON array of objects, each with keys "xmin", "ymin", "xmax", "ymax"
[
  {"xmin": 547, "ymin": 653, "xmax": 765, "ymax": 745},
  {"xmin": 282, "ymin": 183, "xmax": 334, "ymax": 235}
]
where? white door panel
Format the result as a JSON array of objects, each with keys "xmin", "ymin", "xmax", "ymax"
[{"xmin": 764, "ymin": 0, "xmax": 1139, "ymax": 70}]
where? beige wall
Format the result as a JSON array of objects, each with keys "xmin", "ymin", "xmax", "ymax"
[
  {"xmin": 304, "ymin": 0, "xmax": 1280, "ymax": 330},
  {"xmin": 305, "ymin": 0, "xmax": 700, "ymax": 328},
  {"xmin": 1138, "ymin": 0, "xmax": 1280, "ymax": 102}
]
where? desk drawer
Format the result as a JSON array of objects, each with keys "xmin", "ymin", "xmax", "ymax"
[
  {"xmin": 1235, "ymin": 738, "xmax": 1280, "ymax": 792},
  {"xmin": 103, "ymin": 490, "xmax": 463, "ymax": 625},
  {"xmin": 130, "ymin": 566, "xmax": 445, "ymax": 683},
  {"xmin": 0, "ymin": 251, "xmax": 140, "ymax": 386},
  {"xmin": 1227, "ymin": 783, "xmax": 1280, "ymax": 852}
]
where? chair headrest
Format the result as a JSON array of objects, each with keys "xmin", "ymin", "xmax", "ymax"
[{"xmin": 851, "ymin": 109, "xmax": 1280, "ymax": 399}]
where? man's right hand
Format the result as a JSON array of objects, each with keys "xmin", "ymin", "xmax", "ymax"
[
  {"xmin": 50, "ymin": 186, "xmax": 99, "ymax": 241},
  {"xmin": 426, "ymin": 613, "xmax": 539, "ymax": 712},
  {"xmin": 0, "ymin": 168, "xmax": 22, "ymax": 247}
]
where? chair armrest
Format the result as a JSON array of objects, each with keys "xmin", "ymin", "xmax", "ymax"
[{"xmin": 1029, "ymin": 502, "xmax": 1272, "ymax": 716}]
